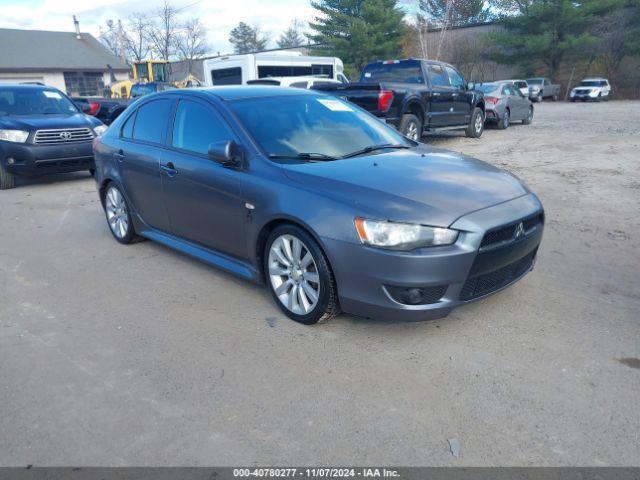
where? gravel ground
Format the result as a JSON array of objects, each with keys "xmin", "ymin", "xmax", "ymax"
[{"xmin": 0, "ymin": 100, "xmax": 638, "ymax": 467}]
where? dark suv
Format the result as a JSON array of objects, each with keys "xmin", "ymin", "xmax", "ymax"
[{"xmin": 0, "ymin": 84, "xmax": 106, "ymax": 189}]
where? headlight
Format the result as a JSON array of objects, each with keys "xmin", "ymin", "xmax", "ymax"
[
  {"xmin": 354, "ymin": 218, "xmax": 458, "ymax": 250},
  {"xmin": 93, "ymin": 125, "xmax": 108, "ymax": 136},
  {"xmin": 0, "ymin": 129, "xmax": 29, "ymax": 143}
]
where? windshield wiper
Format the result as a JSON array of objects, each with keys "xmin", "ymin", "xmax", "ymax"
[
  {"xmin": 341, "ymin": 143, "xmax": 410, "ymax": 159},
  {"xmin": 268, "ymin": 152, "xmax": 337, "ymax": 162}
]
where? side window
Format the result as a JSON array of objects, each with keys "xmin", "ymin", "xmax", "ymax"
[
  {"xmin": 211, "ymin": 67, "xmax": 242, "ymax": 86},
  {"xmin": 172, "ymin": 100, "xmax": 234, "ymax": 155},
  {"xmin": 132, "ymin": 99, "xmax": 172, "ymax": 144},
  {"xmin": 544, "ymin": 79, "xmax": 550, "ymax": 86},
  {"xmin": 426, "ymin": 65, "xmax": 451, "ymax": 88},
  {"xmin": 445, "ymin": 66, "xmax": 465, "ymax": 89},
  {"xmin": 121, "ymin": 111, "xmax": 136, "ymax": 138}
]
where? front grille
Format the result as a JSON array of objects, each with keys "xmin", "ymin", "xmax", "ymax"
[
  {"xmin": 480, "ymin": 213, "xmax": 543, "ymax": 249},
  {"xmin": 34, "ymin": 128, "xmax": 94, "ymax": 145},
  {"xmin": 460, "ymin": 249, "xmax": 537, "ymax": 301}
]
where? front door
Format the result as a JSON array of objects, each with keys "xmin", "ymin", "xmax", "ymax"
[
  {"xmin": 117, "ymin": 99, "xmax": 173, "ymax": 232},
  {"xmin": 425, "ymin": 63, "xmax": 456, "ymax": 126},
  {"xmin": 445, "ymin": 66, "xmax": 472, "ymax": 124},
  {"xmin": 161, "ymin": 98, "xmax": 247, "ymax": 259}
]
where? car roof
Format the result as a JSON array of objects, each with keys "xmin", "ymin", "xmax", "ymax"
[
  {"xmin": 502, "ymin": 79, "xmax": 526, "ymax": 82},
  {"xmin": 159, "ymin": 86, "xmax": 323, "ymax": 101},
  {"xmin": 582, "ymin": 77, "xmax": 607, "ymax": 81},
  {"xmin": 0, "ymin": 83, "xmax": 61, "ymax": 91}
]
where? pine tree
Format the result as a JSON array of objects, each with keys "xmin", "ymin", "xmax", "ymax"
[
  {"xmin": 309, "ymin": 0, "xmax": 406, "ymax": 72},
  {"xmin": 229, "ymin": 22, "xmax": 269, "ymax": 54},
  {"xmin": 277, "ymin": 20, "xmax": 305, "ymax": 49},
  {"xmin": 420, "ymin": 0, "xmax": 492, "ymax": 27},
  {"xmin": 489, "ymin": 0, "xmax": 600, "ymax": 78}
]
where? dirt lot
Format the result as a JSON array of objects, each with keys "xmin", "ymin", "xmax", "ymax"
[{"xmin": 1, "ymin": 101, "xmax": 638, "ymax": 466}]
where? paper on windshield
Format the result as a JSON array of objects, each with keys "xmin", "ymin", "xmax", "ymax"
[
  {"xmin": 317, "ymin": 98, "xmax": 353, "ymax": 112},
  {"xmin": 43, "ymin": 91, "xmax": 62, "ymax": 99}
]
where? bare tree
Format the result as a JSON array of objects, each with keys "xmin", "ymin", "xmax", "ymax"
[
  {"xmin": 99, "ymin": 19, "xmax": 126, "ymax": 61},
  {"xmin": 175, "ymin": 18, "xmax": 208, "ymax": 74},
  {"xmin": 123, "ymin": 13, "xmax": 151, "ymax": 63},
  {"xmin": 147, "ymin": 1, "xmax": 179, "ymax": 60}
]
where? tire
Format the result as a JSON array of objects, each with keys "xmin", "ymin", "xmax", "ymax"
[
  {"xmin": 89, "ymin": 169, "xmax": 96, "ymax": 177},
  {"xmin": 465, "ymin": 107, "xmax": 485, "ymax": 138},
  {"xmin": 522, "ymin": 106, "xmax": 534, "ymax": 125},
  {"xmin": 552, "ymin": 93, "xmax": 558, "ymax": 102},
  {"xmin": 103, "ymin": 183, "xmax": 141, "ymax": 244},
  {"xmin": 497, "ymin": 109, "xmax": 510, "ymax": 130},
  {"xmin": 264, "ymin": 224, "xmax": 340, "ymax": 325},
  {"xmin": 399, "ymin": 114, "xmax": 422, "ymax": 141},
  {"xmin": 536, "ymin": 96, "xmax": 542, "ymax": 103},
  {"xmin": 0, "ymin": 163, "xmax": 16, "ymax": 190}
]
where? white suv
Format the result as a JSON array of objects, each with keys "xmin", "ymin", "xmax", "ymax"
[{"xmin": 570, "ymin": 78, "xmax": 612, "ymax": 102}]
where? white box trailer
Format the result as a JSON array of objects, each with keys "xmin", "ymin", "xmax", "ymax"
[{"xmin": 202, "ymin": 51, "xmax": 348, "ymax": 86}]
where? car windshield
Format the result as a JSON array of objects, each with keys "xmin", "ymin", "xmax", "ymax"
[
  {"xmin": 475, "ymin": 84, "xmax": 499, "ymax": 94},
  {"xmin": 578, "ymin": 81, "xmax": 600, "ymax": 87},
  {"xmin": 0, "ymin": 88, "xmax": 79, "ymax": 116},
  {"xmin": 229, "ymin": 94, "xmax": 411, "ymax": 160},
  {"xmin": 360, "ymin": 60, "xmax": 424, "ymax": 84},
  {"xmin": 527, "ymin": 79, "xmax": 542, "ymax": 85}
]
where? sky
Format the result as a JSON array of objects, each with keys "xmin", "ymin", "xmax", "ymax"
[{"xmin": 0, "ymin": 0, "xmax": 332, "ymax": 56}]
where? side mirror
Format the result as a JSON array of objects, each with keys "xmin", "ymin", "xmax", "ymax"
[
  {"xmin": 208, "ymin": 140, "xmax": 243, "ymax": 168},
  {"xmin": 467, "ymin": 81, "xmax": 475, "ymax": 91}
]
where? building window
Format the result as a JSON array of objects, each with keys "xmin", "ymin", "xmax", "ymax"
[{"xmin": 63, "ymin": 72, "xmax": 105, "ymax": 96}]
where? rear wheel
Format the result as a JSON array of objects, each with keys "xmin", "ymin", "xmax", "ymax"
[
  {"xmin": 399, "ymin": 114, "xmax": 422, "ymax": 141},
  {"xmin": 103, "ymin": 183, "xmax": 141, "ymax": 244},
  {"xmin": 522, "ymin": 106, "xmax": 534, "ymax": 125},
  {"xmin": 265, "ymin": 225, "xmax": 340, "ymax": 325},
  {"xmin": 465, "ymin": 107, "xmax": 484, "ymax": 138},
  {"xmin": 497, "ymin": 109, "xmax": 510, "ymax": 130},
  {"xmin": 0, "ymin": 163, "xmax": 15, "ymax": 190}
]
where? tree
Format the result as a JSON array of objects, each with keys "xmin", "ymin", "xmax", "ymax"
[
  {"xmin": 277, "ymin": 19, "xmax": 305, "ymax": 49},
  {"xmin": 123, "ymin": 13, "xmax": 151, "ymax": 62},
  {"xmin": 420, "ymin": 0, "xmax": 492, "ymax": 27},
  {"xmin": 309, "ymin": 0, "xmax": 406, "ymax": 72},
  {"xmin": 147, "ymin": 1, "xmax": 179, "ymax": 60},
  {"xmin": 489, "ymin": 0, "xmax": 600, "ymax": 78},
  {"xmin": 229, "ymin": 22, "xmax": 269, "ymax": 54},
  {"xmin": 99, "ymin": 19, "xmax": 127, "ymax": 61},
  {"xmin": 175, "ymin": 18, "xmax": 208, "ymax": 73}
]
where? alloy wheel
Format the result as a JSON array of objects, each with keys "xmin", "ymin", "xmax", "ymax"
[
  {"xmin": 268, "ymin": 234, "xmax": 320, "ymax": 315},
  {"xmin": 105, "ymin": 186, "xmax": 129, "ymax": 239},
  {"xmin": 474, "ymin": 113, "xmax": 484, "ymax": 134},
  {"xmin": 406, "ymin": 121, "xmax": 420, "ymax": 141}
]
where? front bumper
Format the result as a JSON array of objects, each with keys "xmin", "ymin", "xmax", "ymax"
[
  {"xmin": 323, "ymin": 194, "xmax": 544, "ymax": 321},
  {"xmin": 0, "ymin": 141, "xmax": 94, "ymax": 176}
]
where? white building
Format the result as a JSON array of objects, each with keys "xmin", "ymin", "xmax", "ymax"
[{"xmin": 0, "ymin": 27, "xmax": 130, "ymax": 95}]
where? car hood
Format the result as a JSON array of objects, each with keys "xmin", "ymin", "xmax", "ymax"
[
  {"xmin": 281, "ymin": 147, "xmax": 529, "ymax": 228},
  {"xmin": 0, "ymin": 113, "xmax": 100, "ymax": 130}
]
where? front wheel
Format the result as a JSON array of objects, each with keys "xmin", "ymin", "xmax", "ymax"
[
  {"xmin": 399, "ymin": 114, "xmax": 422, "ymax": 141},
  {"xmin": 0, "ymin": 163, "xmax": 15, "ymax": 190},
  {"xmin": 552, "ymin": 93, "xmax": 558, "ymax": 102},
  {"xmin": 265, "ymin": 225, "xmax": 340, "ymax": 325},
  {"xmin": 465, "ymin": 107, "xmax": 484, "ymax": 138}
]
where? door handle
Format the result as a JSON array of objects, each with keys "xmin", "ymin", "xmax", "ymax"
[
  {"xmin": 432, "ymin": 92, "xmax": 441, "ymax": 96},
  {"xmin": 452, "ymin": 93, "xmax": 459, "ymax": 97},
  {"xmin": 114, "ymin": 149, "xmax": 125, "ymax": 162},
  {"xmin": 160, "ymin": 161, "xmax": 178, "ymax": 177}
]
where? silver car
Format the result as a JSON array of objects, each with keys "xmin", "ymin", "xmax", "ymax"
[{"xmin": 475, "ymin": 82, "xmax": 534, "ymax": 129}]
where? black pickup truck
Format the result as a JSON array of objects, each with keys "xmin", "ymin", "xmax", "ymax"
[
  {"xmin": 72, "ymin": 97, "xmax": 129, "ymax": 125},
  {"xmin": 315, "ymin": 59, "xmax": 486, "ymax": 140}
]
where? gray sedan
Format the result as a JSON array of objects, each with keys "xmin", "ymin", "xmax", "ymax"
[
  {"xmin": 94, "ymin": 87, "xmax": 544, "ymax": 324},
  {"xmin": 476, "ymin": 82, "xmax": 534, "ymax": 129}
]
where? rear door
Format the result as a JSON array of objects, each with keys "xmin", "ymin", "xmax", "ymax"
[
  {"xmin": 425, "ymin": 64, "xmax": 455, "ymax": 126},
  {"xmin": 161, "ymin": 97, "xmax": 246, "ymax": 258},
  {"xmin": 117, "ymin": 99, "xmax": 173, "ymax": 232}
]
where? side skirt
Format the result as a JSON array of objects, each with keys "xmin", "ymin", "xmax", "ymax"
[{"xmin": 139, "ymin": 228, "xmax": 261, "ymax": 283}]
